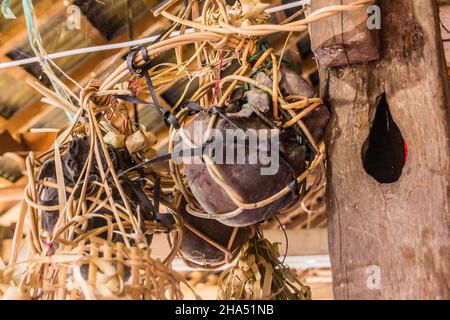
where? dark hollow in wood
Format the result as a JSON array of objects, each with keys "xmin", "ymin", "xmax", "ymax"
[{"xmin": 362, "ymin": 93, "xmax": 405, "ymax": 183}]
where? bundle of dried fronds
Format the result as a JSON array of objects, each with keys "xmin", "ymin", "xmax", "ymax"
[
  {"xmin": 217, "ymin": 228, "xmax": 311, "ymax": 300},
  {"xmin": 16, "ymin": 79, "xmax": 178, "ymax": 248},
  {"xmin": 0, "ymin": 242, "xmax": 197, "ymax": 300},
  {"xmin": 3, "ymin": 58, "xmax": 184, "ymax": 299}
]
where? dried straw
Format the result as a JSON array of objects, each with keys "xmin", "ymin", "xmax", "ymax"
[{"xmin": 218, "ymin": 227, "xmax": 311, "ymax": 300}]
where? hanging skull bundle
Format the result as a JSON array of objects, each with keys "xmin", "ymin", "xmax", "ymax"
[
  {"xmin": 37, "ymin": 135, "xmax": 158, "ymax": 247},
  {"xmin": 176, "ymin": 199, "xmax": 250, "ymax": 267},
  {"xmin": 179, "ymin": 65, "xmax": 330, "ymax": 227},
  {"xmin": 4, "ymin": 75, "xmax": 191, "ymax": 297}
]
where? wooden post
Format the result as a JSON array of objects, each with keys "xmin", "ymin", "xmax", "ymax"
[
  {"xmin": 311, "ymin": 0, "xmax": 450, "ymax": 299},
  {"xmin": 310, "ymin": 0, "xmax": 380, "ymax": 68}
]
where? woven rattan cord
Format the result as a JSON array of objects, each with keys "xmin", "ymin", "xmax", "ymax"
[
  {"xmin": 3, "ymin": 242, "xmax": 198, "ymax": 299},
  {"xmin": 163, "ymin": 192, "xmax": 246, "ymax": 269},
  {"xmin": 96, "ymin": 0, "xmax": 374, "ymax": 92},
  {"xmin": 28, "ymin": 179, "xmax": 183, "ymax": 266}
]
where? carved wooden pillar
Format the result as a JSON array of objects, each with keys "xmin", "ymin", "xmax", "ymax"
[{"xmin": 310, "ymin": 0, "xmax": 450, "ymax": 299}]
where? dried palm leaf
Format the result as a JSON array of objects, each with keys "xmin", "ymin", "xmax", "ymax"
[
  {"xmin": 218, "ymin": 227, "xmax": 311, "ymax": 300},
  {"xmin": 0, "ymin": 242, "xmax": 198, "ymax": 300}
]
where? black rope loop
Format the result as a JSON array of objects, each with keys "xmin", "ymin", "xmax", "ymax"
[
  {"xmin": 184, "ymin": 101, "xmax": 205, "ymax": 115},
  {"xmin": 126, "ymin": 46, "xmax": 152, "ymax": 76},
  {"xmin": 122, "ymin": 47, "xmax": 181, "ymax": 129},
  {"xmin": 287, "ymin": 179, "xmax": 299, "ymax": 196},
  {"xmin": 140, "ymin": 46, "xmax": 150, "ymax": 64},
  {"xmin": 126, "ymin": 48, "xmax": 142, "ymax": 76},
  {"xmin": 117, "ymin": 138, "xmax": 215, "ymax": 179}
]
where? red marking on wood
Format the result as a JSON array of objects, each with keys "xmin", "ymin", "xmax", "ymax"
[{"xmin": 404, "ymin": 141, "xmax": 408, "ymax": 164}]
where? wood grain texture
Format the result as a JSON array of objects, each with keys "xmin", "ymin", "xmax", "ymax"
[
  {"xmin": 310, "ymin": 0, "xmax": 380, "ymax": 67},
  {"xmin": 317, "ymin": 0, "xmax": 450, "ymax": 299},
  {"xmin": 439, "ymin": 5, "xmax": 450, "ymax": 66}
]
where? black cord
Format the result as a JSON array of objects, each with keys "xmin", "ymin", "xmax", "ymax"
[
  {"xmin": 439, "ymin": 10, "xmax": 450, "ymax": 35},
  {"xmin": 274, "ymin": 215, "xmax": 288, "ymax": 265},
  {"xmin": 126, "ymin": 0, "xmax": 140, "ymax": 124}
]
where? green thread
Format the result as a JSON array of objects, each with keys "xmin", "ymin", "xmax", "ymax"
[
  {"xmin": 1, "ymin": 0, "xmax": 16, "ymax": 19},
  {"xmin": 21, "ymin": 0, "xmax": 73, "ymax": 120}
]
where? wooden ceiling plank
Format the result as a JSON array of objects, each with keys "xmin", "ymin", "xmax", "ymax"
[
  {"xmin": 0, "ymin": 56, "xmax": 37, "ymax": 84},
  {"xmin": 5, "ymin": 9, "xmax": 170, "ymax": 134},
  {"xmin": 0, "ymin": 0, "xmax": 67, "ymax": 57},
  {"xmin": 0, "ymin": 185, "xmax": 27, "ymax": 202},
  {"xmin": 150, "ymin": 228, "xmax": 328, "ymax": 261},
  {"xmin": 0, "ymin": 5, "xmax": 108, "ymax": 135}
]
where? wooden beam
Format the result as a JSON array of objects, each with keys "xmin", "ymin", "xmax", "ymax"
[
  {"xmin": 439, "ymin": 4, "xmax": 450, "ymax": 66},
  {"xmin": 0, "ymin": 185, "xmax": 26, "ymax": 202},
  {"xmin": 264, "ymin": 228, "xmax": 328, "ymax": 256},
  {"xmin": 0, "ymin": 203, "xmax": 22, "ymax": 227},
  {"xmin": 0, "ymin": 116, "xmax": 7, "ymax": 128},
  {"xmin": 1, "ymin": 239, "xmax": 12, "ymax": 264},
  {"xmin": 0, "ymin": 129, "xmax": 56, "ymax": 154},
  {"xmin": 0, "ymin": 7, "xmax": 106, "ymax": 136},
  {"xmin": 3, "ymin": 7, "xmax": 170, "ymax": 135},
  {"xmin": 171, "ymin": 255, "xmax": 331, "ymax": 272},
  {"xmin": 3, "ymin": 101, "xmax": 51, "ymax": 136},
  {"xmin": 0, "ymin": 0, "xmax": 66, "ymax": 57},
  {"xmin": 0, "ymin": 56, "xmax": 36, "ymax": 84},
  {"xmin": 0, "ymin": 130, "xmax": 24, "ymax": 154},
  {"xmin": 315, "ymin": 0, "xmax": 450, "ymax": 299},
  {"xmin": 150, "ymin": 228, "xmax": 329, "ymax": 261},
  {"xmin": 310, "ymin": 0, "xmax": 380, "ymax": 67},
  {"xmin": 0, "ymin": 176, "xmax": 27, "ymax": 227}
]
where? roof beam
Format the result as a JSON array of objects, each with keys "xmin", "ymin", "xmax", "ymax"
[
  {"xmin": 0, "ymin": 8, "xmax": 106, "ymax": 136},
  {"xmin": 150, "ymin": 228, "xmax": 329, "ymax": 262},
  {"xmin": 0, "ymin": 185, "xmax": 26, "ymax": 202},
  {"xmin": 0, "ymin": 0, "xmax": 67, "ymax": 57},
  {"xmin": 3, "ymin": 4, "xmax": 170, "ymax": 135}
]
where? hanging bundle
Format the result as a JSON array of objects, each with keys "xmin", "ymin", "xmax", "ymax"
[
  {"xmin": 2, "ymin": 78, "xmax": 185, "ymax": 300},
  {"xmin": 152, "ymin": 0, "xmax": 342, "ymax": 229},
  {"xmin": 217, "ymin": 227, "xmax": 311, "ymax": 300},
  {"xmin": 179, "ymin": 63, "xmax": 330, "ymax": 227},
  {"xmin": 0, "ymin": 0, "xmax": 376, "ymax": 300},
  {"xmin": 174, "ymin": 198, "xmax": 251, "ymax": 268}
]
